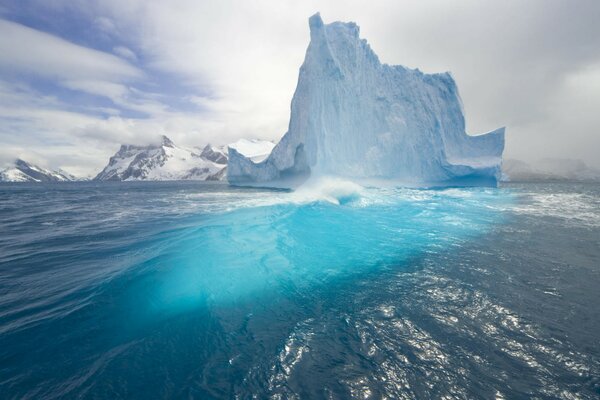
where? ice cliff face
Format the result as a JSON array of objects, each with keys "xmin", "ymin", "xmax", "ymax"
[
  {"xmin": 228, "ymin": 13, "xmax": 505, "ymax": 187},
  {"xmin": 0, "ymin": 159, "xmax": 75, "ymax": 182}
]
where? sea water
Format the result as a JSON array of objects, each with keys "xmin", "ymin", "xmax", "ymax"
[{"xmin": 0, "ymin": 181, "xmax": 598, "ymax": 398}]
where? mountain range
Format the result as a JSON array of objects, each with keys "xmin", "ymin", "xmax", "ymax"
[{"xmin": 0, "ymin": 136, "xmax": 275, "ymax": 183}]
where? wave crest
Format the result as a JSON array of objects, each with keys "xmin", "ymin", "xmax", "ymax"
[{"xmin": 292, "ymin": 177, "xmax": 364, "ymax": 205}]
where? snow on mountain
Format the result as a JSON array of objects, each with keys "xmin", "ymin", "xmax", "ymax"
[
  {"xmin": 228, "ymin": 13, "xmax": 505, "ymax": 188},
  {"xmin": 57, "ymin": 168, "xmax": 80, "ymax": 181},
  {"xmin": 0, "ymin": 167, "xmax": 33, "ymax": 182},
  {"xmin": 0, "ymin": 159, "xmax": 75, "ymax": 182},
  {"xmin": 95, "ymin": 136, "xmax": 226, "ymax": 181},
  {"xmin": 502, "ymin": 158, "xmax": 600, "ymax": 182}
]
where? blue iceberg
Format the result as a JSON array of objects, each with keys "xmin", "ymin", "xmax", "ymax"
[{"xmin": 228, "ymin": 13, "xmax": 505, "ymax": 188}]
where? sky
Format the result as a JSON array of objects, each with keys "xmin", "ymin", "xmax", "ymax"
[{"xmin": 0, "ymin": 0, "xmax": 599, "ymax": 176}]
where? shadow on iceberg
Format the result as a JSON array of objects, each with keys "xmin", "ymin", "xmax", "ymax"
[{"xmin": 228, "ymin": 13, "xmax": 505, "ymax": 189}]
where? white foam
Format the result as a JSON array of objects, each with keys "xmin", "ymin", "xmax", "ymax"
[
  {"xmin": 512, "ymin": 192, "xmax": 600, "ymax": 227},
  {"xmin": 290, "ymin": 176, "xmax": 364, "ymax": 205}
]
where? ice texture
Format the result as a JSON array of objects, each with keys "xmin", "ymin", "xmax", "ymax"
[
  {"xmin": 228, "ymin": 139, "xmax": 275, "ymax": 163},
  {"xmin": 227, "ymin": 13, "xmax": 505, "ymax": 187}
]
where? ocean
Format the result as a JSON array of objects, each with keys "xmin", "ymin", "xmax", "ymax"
[{"xmin": 0, "ymin": 181, "xmax": 598, "ymax": 399}]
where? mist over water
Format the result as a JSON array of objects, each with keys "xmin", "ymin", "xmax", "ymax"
[{"xmin": 0, "ymin": 181, "xmax": 598, "ymax": 399}]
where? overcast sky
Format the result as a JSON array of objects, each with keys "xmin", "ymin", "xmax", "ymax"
[{"xmin": 0, "ymin": 0, "xmax": 599, "ymax": 176}]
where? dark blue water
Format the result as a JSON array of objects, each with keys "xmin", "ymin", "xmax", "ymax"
[{"xmin": 0, "ymin": 180, "xmax": 598, "ymax": 399}]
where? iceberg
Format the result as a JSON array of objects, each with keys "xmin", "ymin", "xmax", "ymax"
[{"xmin": 228, "ymin": 13, "xmax": 505, "ymax": 187}]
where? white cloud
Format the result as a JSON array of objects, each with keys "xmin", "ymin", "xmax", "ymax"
[
  {"xmin": 113, "ymin": 45, "xmax": 137, "ymax": 61},
  {"xmin": 0, "ymin": 18, "xmax": 141, "ymax": 82},
  {"xmin": 0, "ymin": 18, "xmax": 170, "ymax": 129},
  {"xmin": 83, "ymin": 0, "xmax": 312, "ymax": 144},
  {"xmin": 61, "ymin": 79, "xmax": 173, "ymax": 116},
  {"xmin": 94, "ymin": 16, "xmax": 119, "ymax": 37},
  {"xmin": 62, "ymin": 80, "xmax": 129, "ymax": 102}
]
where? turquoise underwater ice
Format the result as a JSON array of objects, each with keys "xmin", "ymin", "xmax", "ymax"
[{"xmin": 127, "ymin": 182, "xmax": 511, "ymax": 319}]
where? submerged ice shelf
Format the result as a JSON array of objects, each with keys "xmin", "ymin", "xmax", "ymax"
[{"xmin": 228, "ymin": 13, "xmax": 505, "ymax": 188}]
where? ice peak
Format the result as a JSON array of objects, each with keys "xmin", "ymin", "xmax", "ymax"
[
  {"xmin": 308, "ymin": 13, "xmax": 323, "ymax": 31},
  {"xmin": 309, "ymin": 13, "xmax": 361, "ymax": 40}
]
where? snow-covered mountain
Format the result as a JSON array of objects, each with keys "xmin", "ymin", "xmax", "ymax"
[
  {"xmin": 94, "ymin": 136, "xmax": 275, "ymax": 182},
  {"xmin": 0, "ymin": 137, "xmax": 275, "ymax": 183},
  {"xmin": 228, "ymin": 13, "xmax": 505, "ymax": 188},
  {"xmin": 0, "ymin": 159, "xmax": 76, "ymax": 182},
  {"xmin": 502, "ymin": 158, "xmax": 600, "ymax": 182},
  {"xmin": 95, "ymin": 136, "xmax": 226, "ymax": 181}
]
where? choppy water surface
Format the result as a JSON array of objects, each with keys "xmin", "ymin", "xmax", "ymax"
[{"xmin": 0, "ymin": 181, "xmax": 598, "ymax": 399}]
